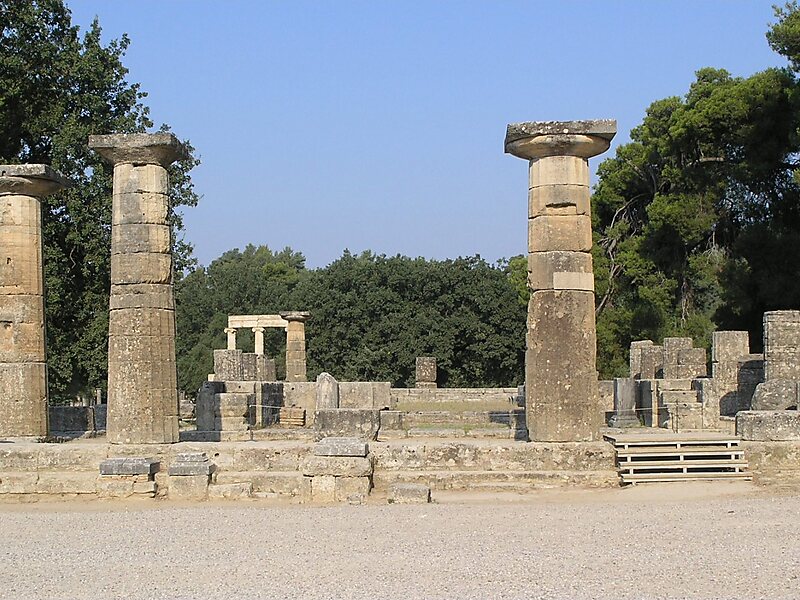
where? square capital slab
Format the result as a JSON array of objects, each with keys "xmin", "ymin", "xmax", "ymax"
[
  {"xmin": 89, "ymin": 133, "xmax": 189, "ymax": 167},
  {"xmin": 0, "ymin": 164, "xmax": 71, "ymax": 197},
  {"xmin": 505, "ymin": 119, "xmax": 617, "ymax": 160}
]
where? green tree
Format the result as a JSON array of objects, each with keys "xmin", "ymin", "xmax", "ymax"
[
  {"xmin": 592, "ymin": 5, "xmax": 800, "ymax": 377},
  {"xmin": 292, "ymin": 252, "xmax": 525, "ymax": 387},
  {"xmin": 0, "ymin": 0, "xmax": 199, "ymax": 401}
]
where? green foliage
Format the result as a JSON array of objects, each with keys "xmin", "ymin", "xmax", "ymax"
[
  {"xmin": 592, "ymin": 5, "xmax": 800, "ymax": 377},
  {"xmin": 0, "ymin": 0, "xmax": 199, "ymax": 401},
  {"xmin": 175, "ymin": 248, "xmax": 526, "ymax": 394}
]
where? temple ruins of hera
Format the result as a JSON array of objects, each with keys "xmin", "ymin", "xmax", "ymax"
[{"xmin": 0, "ymin": 124, "xmax": 799, "ymax": 502}]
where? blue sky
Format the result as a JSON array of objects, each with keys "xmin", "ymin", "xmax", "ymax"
[{"xmin": 66, "ymin": 1, "xmax": 786, "ymax": 269}]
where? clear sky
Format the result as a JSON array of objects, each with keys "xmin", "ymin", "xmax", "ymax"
[{"xmin": 66, "ymin": 0, "xmax": 786, "ymax": 269}]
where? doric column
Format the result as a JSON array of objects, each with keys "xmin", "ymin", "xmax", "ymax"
[
  {"xmin": 252, "ymin": 327, "xmax": 265, "ymax": 355},
  {"xmin": 89, "ymin": 133, "xmax": 188, "ymax": 444},
  {"xmin": 281, "ymin": 311, "xmax": 310, "ymax": 382},
  {"xmin": 505, "ymin": 120, "xmax": 616, "ymax": 441},
  {"xmin": 224, "ymin": 327, "xmax": 237, "ymax": 350},
  {"xmin": 0, "ymin": 165, "xmax": 69, "ymax": 437}
]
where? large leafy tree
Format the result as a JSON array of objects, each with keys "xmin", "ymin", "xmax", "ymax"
[
  {"xmin": 592, "ymin": 3, "xmax": 800, "ymax": 377},
  {"xmin": 0, "ymin": 0, "xmax": 199, "ymax": 401}
]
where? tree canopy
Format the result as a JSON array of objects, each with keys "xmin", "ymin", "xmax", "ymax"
[
  {"xmin": 592, "ymin": 2, "xmax": 800, "ymax": 376},
  {"xmin": 175, "ymin": 247, "xmax": 526, "ymax": 394},
  {"xmin": 0, "ymin": 0, "xmax": 199, "ymax": 401}
]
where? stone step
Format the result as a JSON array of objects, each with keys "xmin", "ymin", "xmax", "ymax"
[
  {"xmin": 372, "ymin": 469, "xmax": 618, "ymax": 491},
  {"xmin": 400, "ymin": 410, "xmax": 525, "ymax": 427},
  {"xmin": 371, "ymin": 440, "xmax": 615, "ymax": 472},
  {"xmin": 214, "ymin": 470, "xmax": 310, "ymax": 499}
]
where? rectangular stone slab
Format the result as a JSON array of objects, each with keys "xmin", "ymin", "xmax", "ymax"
[
  {"xmin": 314, "ymin": 437, "xmax": 369, "ymax": 457},
  {"xmin": 100, "ymin": 457, "xmax": 159, "ymax": 476}
]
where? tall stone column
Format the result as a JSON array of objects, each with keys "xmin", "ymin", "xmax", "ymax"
[
  {"xmin": 0, "ymin": 165, "xmax": 69, "ymax": 437},
  {"xmin": 505, "ymin": 120, "xmax": 616, "ymax": 441},
  {"xmin": 281, "ymin": 311, "xmax": 310, "ymax": 382},
  {"xmin": 89, "ymin": 133, "xmax": 188, "ymax": 444}
]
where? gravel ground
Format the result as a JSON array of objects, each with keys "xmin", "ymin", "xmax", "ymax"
[{"xmin": 0, "ymin": 482, "xmax": 798, "ymax": 600}]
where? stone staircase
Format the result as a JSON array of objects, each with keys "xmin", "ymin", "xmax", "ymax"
[{"xmin": 604, "ymin": 432, "xmax": 751, "ymax": 484}]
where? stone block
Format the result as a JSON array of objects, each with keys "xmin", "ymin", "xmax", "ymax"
[
  {"xmin": 310, "ymin": 475, "xmax": 336, "ymax": 502},
  {"xmin": 314, "ymin": 437, "xmax": 368, "ymax": 457},
  {"xmin": 598, "ymin": 380, "xmax": 614, "ymax": 413},
  {"xmin": 528, "ymin": 183, "xmax": 590, "ymax": 218},
  {"xmin": 49, "ymin": 406, "xmax": 94, "ymax": 433},
  {"xmin": 416, "ymin": 357, "xmax": 437, "ymax": 386},
  {"xmin": 0, "ymin": 362, "xmax": 48, "ymax": 437},
  {"xmin": 36, "ymin": 471, "xmax": 97, "ymax": 494},
  {"xmin": 528, "ymin": 154, "xmax": 589, "ymax": 186},
  {"xmin": 640, "ymin": 345, "xmax": 663, "ymax": 379},
  {"xmin": 379, "ymin": 410, "xmax": 403, "ymax": 431},
  {"xmin": 100, "ymin": 457, "xmax": 159, "ymax": 476},
  {"xmin": 316, "ymin": 372, "xmax": 339, "ymax": 409},
  {"xmin": 168, "ymin": 453, "xmax": 214, "ymax": 476},
  {"xmin": 752, "ymin": 380, "xmax": 800, "ymax": 411},
  {"xmin": 527, "ymin": 251, "xmax": 593, "ymax": 291},
  {"xmin": 338, "ymin": 381, "xmax": 391, "ymax": 409},
  {"xmin": 663, "ymin": 401, "xmax": 704, "ymax": 431},
  {"xmin": 300, "ymin": 455, "xmax": 373, "ymax": 477},
  {"xmin": 110, "ymin": 252, "xmax": 171, "ymax": 285},
  {"xmin": 388, "ymin": 483, "xmax": 432, "ymax": 504},
  {"xmin": 314, "ymin": 409, "xmax": 381, "ymax": 441},
  {"xmin": 737, "ymin": 410, "xmax": 800, "ymax": 441},
  {"xmin": 168, "ymin": 474, "xmax": 209, "ymax": 500},
  {"xmin": 637, "ymin": 379, "xmax": 658, "ymax": 427},
  {"xmin": 609, "ymin": 377, "xmax": 639, "ymax": 427},
  {"xmin": 712, "ymin": 331, "xmax": 750, "ymax": 364},
  {"xmin": 111, "ymin": 223, "xmax": 170, "ymax": 255},
  {"xmin": 208, "ymin": 482, "xmax": 253, "ymax": 500},
  {"xmin": 213, "ymin": 349, "xmax": 243, "ymax": 381},
  {"xmin": 335, "ymin": 476, "xmax": 370, "ymax": 503},
  {"xmin": 528, "ymin": 215, "xmax": 592, "ymax": 252},
  {"xmin": 0, "ymin": 472, "xmax": 38, "ymax": 494},
  {"xmin": 628, "ymin": 340, "xmax": 654, "ymax": 379}
]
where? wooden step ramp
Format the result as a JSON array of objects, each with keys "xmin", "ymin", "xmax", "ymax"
[{"xmin": 604, "ymin": 432, "xmax": 752, "ymax": 485}]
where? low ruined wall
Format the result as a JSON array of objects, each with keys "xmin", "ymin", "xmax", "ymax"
[
  {"xmin": 390, "ymin": 388, "xmax": 519, "ymax": 410},
  {"xmin": 48, "ymin": 405, "xmax": 107, "ymax": 436}
]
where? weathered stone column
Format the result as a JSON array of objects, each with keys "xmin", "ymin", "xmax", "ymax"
[
  {"xmin": 281, "ymin": 311, "xmax": 310, "ymax": 382},
  {"xmin": 225, "ymin": 327, "xmax": 237, "ymax": 350},
  {"xmin": 0, "ymin": 165, "xmax": 69, "ymax": 437},
  {"xmin": 252, "ymin": 327, "xmax": 265, "ymax": 356},
  {"xmin": 89, "ymin": 133, "xmax": 188, "ymax": 444},
  {"xmin": 505, "ymin": 120, "xmax": 616, "ymax": 441}
]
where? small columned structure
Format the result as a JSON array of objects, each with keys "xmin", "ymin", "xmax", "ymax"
[
  {"xmin": 89, "ymin": 133, "xmax": 188, "ymax": 444},
  {"xmin": 505, "ymin": 120, "xmax": 616, "ymax": 441},
  {"xmin": 0, "ymin": 165, "xmax": 69, "ymax": 437}
]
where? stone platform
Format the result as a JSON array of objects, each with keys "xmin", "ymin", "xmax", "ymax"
[
  {"xmin": 1, "ymin": 436, "xmax": 798, "ymax": 501},
  {"xmin": 0, "ymin": 437, "xmax": 618, "ymax": 501}
]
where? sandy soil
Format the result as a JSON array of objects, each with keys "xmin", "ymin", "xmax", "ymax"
[{"xmin": 0, "ymin": 482, "xmax": 797, "ymax": 600}]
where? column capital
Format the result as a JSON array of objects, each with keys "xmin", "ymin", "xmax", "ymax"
[
  {"xmin": 251, "ymin": 326, "xmax": 266, "ymax": 333},
  {"xmin": 89, "ymin": 133, "xmax": 188, "ymax": 167},
  {"xmin": 505, "ymin": 120, "xmax": 616, "ymax": 160},
  {"xmin": 0, "ymin": 164, "xmax": 71, "ymax": 197},
  {"xmin": 224, "ymin": 327, "xmax": 237, "ymax": 335},
  {"xmin": 280, "ymin": 311, "xmax": 311, "ymax": 323}
]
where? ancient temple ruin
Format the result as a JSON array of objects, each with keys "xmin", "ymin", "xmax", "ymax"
[{"xmin": 0, "ymin": 124, "xmax": 799, "ymax": 503}]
